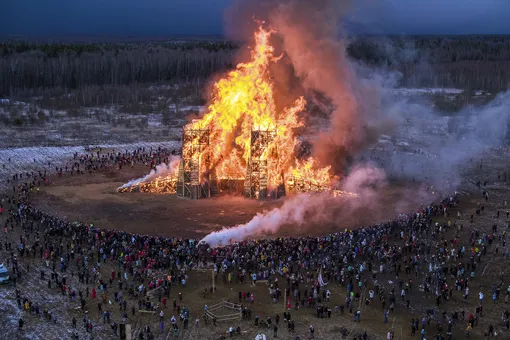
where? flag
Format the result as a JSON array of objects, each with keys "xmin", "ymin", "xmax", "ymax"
[{"xmin": 318, "ymin": 269, "xmax": 328, "ymax": 287}]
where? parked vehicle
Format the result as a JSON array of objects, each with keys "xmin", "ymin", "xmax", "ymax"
[{"xmin": 0, "ymin": 264, "xmax": 9, "ymax": 284}]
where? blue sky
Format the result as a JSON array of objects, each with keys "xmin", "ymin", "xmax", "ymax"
[{"xmin": 1, "ymin": 0, "xmax": 510, "ymax": 38}]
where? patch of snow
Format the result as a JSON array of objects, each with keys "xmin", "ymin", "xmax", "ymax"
[
  {"xmin": 148, "ymin": 84, "xmax": 181, "ymax": 91},
  {"xmin": 147, "ymin": 114, "xmax": 162, "ymax": 127},
  {"xmin": 181, "ymin": 105, "xmax": 204, "ymax": 112},
  {"xmin": 168, "ymin": 104, "xmax": 204, "ymax": 112},
  {"xmin": 389, "ymin": 88, "xmax": 464, "ymax": 96}
]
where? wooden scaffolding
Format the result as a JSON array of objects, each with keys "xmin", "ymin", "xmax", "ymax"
[
  {"xmin": 244, "ymin": 130, "xmax": 275, "ymax": 200},
  {"xmin": 177, "ymin": 126, "xmax": 210, "ymax": 199}
]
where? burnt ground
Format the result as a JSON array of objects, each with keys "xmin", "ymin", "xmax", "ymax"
[{"xmin": 1, "ymin": 149, "xmax": 510, "ymax": 340}]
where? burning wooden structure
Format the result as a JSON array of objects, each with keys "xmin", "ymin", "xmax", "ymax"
[
  {"xmin": 176, "ymin": 125, "xmax": 211, "ymax": 199},
  {"xmin": 119, "ymin": 25, "xmax": 340, "ymax": 199},
  {"xmin": 244, "ymin": 130, "xmax": 275, "ymax": 199}
]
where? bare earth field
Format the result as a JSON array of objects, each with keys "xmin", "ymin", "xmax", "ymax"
[{"xmin": 30, "ymin": 165, "xmax": 433, "ymax": 240}]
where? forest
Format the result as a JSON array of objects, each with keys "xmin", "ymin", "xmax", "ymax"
[
  {"xmin": 347, "ymin": 35, "xmax": 510, "ymax": 91},
  {"xmin": 1, "ymin": 35, "xmax": 509, "ymax": 101}
]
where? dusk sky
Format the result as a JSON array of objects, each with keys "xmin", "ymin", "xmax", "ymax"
[{"xmin": 2, "ymin": 0, "xmax": 510, "ymax": 38}]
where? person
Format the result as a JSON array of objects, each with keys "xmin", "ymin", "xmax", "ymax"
[
  {"xmin": 309, "ymin": 325, "xmax": 314, "ymax": 339},
  {"xmin": 3, "ymin": 146, "xmax": 488, "ymax": 340},
  {"xmin": 18, "ymin": 318, "xmax": 24, "ymax": 330},
  {"xmin": 273, "ymin": 324, "xmax": 278, "ymax": 338},
  {"xmin": 466, "ymin": 323, "xmax": 472, "ymax": 337},
  {"xmin": 488, "ymin": 324, "xmax": 494, "ymax": 337}
]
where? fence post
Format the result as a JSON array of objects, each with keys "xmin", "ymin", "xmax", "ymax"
[{"xmin": 212, "ymin": 269, "xmax": 215, "ymax": 295}]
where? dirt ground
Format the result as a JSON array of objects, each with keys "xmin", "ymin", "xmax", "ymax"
[
  {"xmin": 2, "ymin": 150, "xmax": 510, "ymax": 340},
  {"xmin": 30, "ymin": 164, "xmax": 434, "ymax": 240}
]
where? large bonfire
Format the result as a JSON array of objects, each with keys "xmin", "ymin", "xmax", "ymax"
[{"xmin": 120, "ymin": 25, "xmax": 340, "ymax": 195}]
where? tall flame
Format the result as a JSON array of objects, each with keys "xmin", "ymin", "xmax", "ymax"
[
  {"xmin": 192, "ymin": 25, "xmax": 331, "ymax": 189},
  {"xmin": 120, "ymin": 25, "xmax": 336, "ymax": 194}
]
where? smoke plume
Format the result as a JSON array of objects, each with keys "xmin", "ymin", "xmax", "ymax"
[
  {"xmin": 381, "ymin": 90, "xmax": 510, "ymax": 188},
  {"xmin": 118, "ymin": 156, "xmax": 181, "ymax": 190},
  {"xmin": 227, "ymin": 0, "xmax": 387, "ymax": 175},
  {"xmin": 197, "ymin": 0, "xmax": 510, "ymax": 247},
  {"xmin": 199, "ymin": 190, "xmax": 364, "ymax": 248},
  {"xmin": 200, "ymin": 164, "xmax": 433, "ymax": 247},
  {"xmin": 200, "ymin": 193, "xmax": 328, "ymax": 247},
  {"xmin": 197, "ymin": 0, "xmax": 394, "ymax": 247}
]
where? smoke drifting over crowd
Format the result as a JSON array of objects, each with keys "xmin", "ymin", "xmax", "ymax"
[
  {"xmin": 198, "ymin": 0, "xmax": 391, "ymax": 246},
  {"xmin": 197, "ymin": 0, "xmax": 510, "ymax": 246},
  {"xmin": 200, "ymin": 166, "xmax": 379, "ymax": 247}
]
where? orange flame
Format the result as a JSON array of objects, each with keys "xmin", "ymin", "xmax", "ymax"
[
  {"xmin": 121, "ymin": 25, "xmax": 349, "ymax": 195},
  {"xmin": 189, "ymin": 25, "xmax": 332, "ymax": 190}
]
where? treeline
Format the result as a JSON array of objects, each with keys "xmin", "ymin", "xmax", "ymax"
[
  {"xmin": 1, "ymin": 35, "xmax": 510, "ymax": 98},
  {"xmin": 0, "ymin": 41, "xmax": 237, "ymax": 97},
  {"xmin": 348, "ymin": 35, "xmax": 510, "ymax": 91},
  {"xmin": 0, "ymin": 40, "xmax": 239, "ymax": 56}
]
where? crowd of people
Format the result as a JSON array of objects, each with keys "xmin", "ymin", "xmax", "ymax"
[{"xmin": 1, "ymin": 146, "xmax": 509, "ymax": 340}]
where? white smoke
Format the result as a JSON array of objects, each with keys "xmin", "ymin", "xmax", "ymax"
[
  {"xmin": 117, "ymin": 155, "xmax": 181, "ymax": 190},
  {"xmin": 199, "ymin": 165, "xmax": 391, "ymax": 247},
  {"xmin": 199, "ymin": 91, "xmax": 510, "ymax": 248},
  {"xmin": 198, "ymin": 0, "xmax": 510, "ymax": 248},
  {"xmin": 381, "ymin": 90, "xmax": 510, "ymax": 187},
  {"xmin": 199, "ymin": 193, "xmax": 326, "ymax": 247}
]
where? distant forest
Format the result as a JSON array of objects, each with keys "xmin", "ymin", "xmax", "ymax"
[
  {"xmin": 347, "ymin": 35, "xmax": 510, "ymax": 92},
  {"xmin": 1, "ymin": 35, "xmax": 509, "ymax": 100}
]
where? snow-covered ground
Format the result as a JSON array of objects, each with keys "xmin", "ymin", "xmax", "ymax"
[
  {"xmin": 388, "ymin": 87, "xmax": 492, "ymax": 99},
  {"xmin": 389, "ymin": 87, "xmax": 464, "ymax": 96},
  {"xmin": 168, "ymin": 104, "xmax": 204, "ymax": 112},
  {"xmin": 0, "ymin": 141, "xmax": 181, "ymax": 189},
  {"xmin": 0, "ymin": 261, "xmax": 112, "ymax": 339}
]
